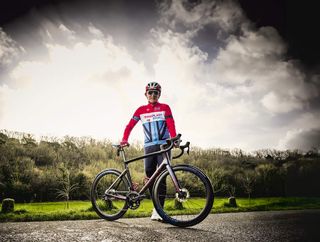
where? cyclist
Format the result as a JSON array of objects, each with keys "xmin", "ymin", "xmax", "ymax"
[{"xmin": 120, "ymin": 81, "xmax": 177, "ymax": 221}]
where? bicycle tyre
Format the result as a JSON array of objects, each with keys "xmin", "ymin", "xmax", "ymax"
[
  {"xmin": 91, "ymin": 169, "xmax": 130, "ymax": 221},
  {"xmin": 152, "ymin": 165, "xmax": 214, "ymax": 227}
]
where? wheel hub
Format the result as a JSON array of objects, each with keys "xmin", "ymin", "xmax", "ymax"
[{"xmin": 176, "ymin": 188, "xmax": 190, "ymax": 202}]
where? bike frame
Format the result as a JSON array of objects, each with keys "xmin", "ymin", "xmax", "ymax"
[{"xmin": 106, "ymin": 143, "xmax": 182, "ymax": 200}]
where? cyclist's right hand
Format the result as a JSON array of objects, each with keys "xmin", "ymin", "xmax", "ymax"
[
  {"xmin": 173, "ymin": 140, "xmax": 181, "ymax": 148},
  {"xmin": 120, "ymin": 141, "xmax": 130, "ymax": 147}
]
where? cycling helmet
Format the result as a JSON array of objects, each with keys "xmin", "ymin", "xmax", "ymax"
[{"xmin": 146, "ymin": 82, "xmax": 161, "ymax": 92}]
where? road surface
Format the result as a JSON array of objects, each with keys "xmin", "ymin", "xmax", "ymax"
[{"xmin": 1, "ymin": 209, "xmax": 319, "ymax": 241}]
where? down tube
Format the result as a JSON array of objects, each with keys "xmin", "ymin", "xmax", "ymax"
[{"xmin": 139, "ymin": 162, "xmax": 167, "ymax": 194}]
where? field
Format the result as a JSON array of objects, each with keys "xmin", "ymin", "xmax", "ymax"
[{"xmin": 1, "ymin": 197, "xmax": 320, "ymax": 222}]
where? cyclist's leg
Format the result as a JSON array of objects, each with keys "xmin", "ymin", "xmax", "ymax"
[
  {"xmin": 144, "ymin": 144, "xmax": 171, "ymax": 207},
  {"xmin": 144, "ymin": 145, "xmax": 170, "ymax": 206},
  {"xmin": 155, "ymin": 149, "xmax": 170, "ymax": 207},
  {"xmin": 144, "ymin": 145, "xmax": 159, "ymax": 199}
]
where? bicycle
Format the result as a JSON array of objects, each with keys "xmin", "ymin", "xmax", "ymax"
[{"xmin": 90, "ymin": 134, "xmax": 214, "ymax": 227}]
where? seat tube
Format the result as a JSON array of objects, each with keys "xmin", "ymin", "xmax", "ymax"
[
  {"xmin": 120, "ymin": 149, "xmax": 132, "ymax": 189},
  {"xmin": 120, "ymin": 149, "xmax": 127, "ymax": 161}
]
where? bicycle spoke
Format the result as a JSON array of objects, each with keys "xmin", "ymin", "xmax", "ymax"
[
  {"xmin": 91, "ymin": 170, "xmax": 129, "ymax": 220},
  {"xmin": 153, "ymin": 166, "xmax": 213, "ymax": 227}
]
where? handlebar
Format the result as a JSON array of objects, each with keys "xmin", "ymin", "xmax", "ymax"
[
  {"xmin": 159, "ymin": 134, "xmax": 190, "ymax": 159},
  {"xmin": 159, "ymin": 133, "xmax": 182, "ymax": 151},
  {"xmin": 172, "ymin": 141, "xmax": 190, "ymax": 159},
  {"xmin": 113, "ymin": 134, "xmax": 190, "ymax": 164}
]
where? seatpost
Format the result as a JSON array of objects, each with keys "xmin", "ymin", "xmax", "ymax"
[{"xmin": 120, "ymin": 148, "xmax": 127, "ymax": 162}]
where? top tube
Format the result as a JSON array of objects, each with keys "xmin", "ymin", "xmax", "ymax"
[{"xmin": 118, "ymin": 134, "xmax": 182, "ymax": 164}]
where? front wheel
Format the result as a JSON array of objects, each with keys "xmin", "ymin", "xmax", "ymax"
[
  {"xmin": 152, "ymin": 165, "xmax": 214, "ymax": 227},
  {"xmin": 91, "ymin": 169, "xmax": 130, "ymax": 221}
]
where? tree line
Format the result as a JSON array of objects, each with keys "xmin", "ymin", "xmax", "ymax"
[{"xmin": 0, "ymin": 130, "xmax": 319, "ymax": 202}]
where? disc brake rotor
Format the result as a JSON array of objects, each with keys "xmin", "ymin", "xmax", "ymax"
[{"xmin": 176, "ymin": 188, "xmax": 190, "ymax": 202}]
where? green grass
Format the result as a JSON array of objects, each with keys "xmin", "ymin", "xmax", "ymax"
[
  {"xmin": 1, "ymin": 197, "xmax": 320, "ymax": 222},
  {"xmin": 212, "ymin": 197, "xmax": 320, "ymax": 213}
]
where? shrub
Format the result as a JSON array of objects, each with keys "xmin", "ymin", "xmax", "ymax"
[
  {"xmin": 14, "ymin": 209, "xmax": 27, "ymax": 214},
  {"xmin": 228, "ymin": 196, "xmax": 237, "ymax": 207},
  {"xmin": 1, "ymin": 198, "xmax": 15, "ymax": 213},
  {"xmin": 174, "ymin": 199, "xmax": 184, "ymax": 210}
]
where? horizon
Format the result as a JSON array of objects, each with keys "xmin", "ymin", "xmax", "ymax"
[
  {"xmin": 1, "ymin": 0, "xmax": 319, "ymax": 152},
  {"xmin": 1, "ymin": 128, "xmax": 319, "ymax": 155}
]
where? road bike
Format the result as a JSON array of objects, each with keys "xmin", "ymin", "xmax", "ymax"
[{"xmin": 90, "ymin": 134, "xmax": 214, "ymax": 227}]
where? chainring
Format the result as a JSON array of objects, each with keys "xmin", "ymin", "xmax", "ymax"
[{"xmin": 127, "ymin": 191, "xmax": 141, "ymax": 210}]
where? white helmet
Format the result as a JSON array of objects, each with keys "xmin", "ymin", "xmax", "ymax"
[{"xmin": 146, "ymin": 82, "xmax": 161, "ymax": 92}]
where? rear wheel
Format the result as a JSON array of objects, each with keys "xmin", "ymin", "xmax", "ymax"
[
  {"xmin": 91, "ymin": 169, "xmax": 130, "ymax": 220},
  {"xmin": 152, "ymin": 165, "xmax": 214, "ymax": 227}
]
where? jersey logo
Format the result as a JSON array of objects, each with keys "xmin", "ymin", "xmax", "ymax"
[{"xmin": 140, "ymin": 111, "xmax": 165, "ymax": 123}]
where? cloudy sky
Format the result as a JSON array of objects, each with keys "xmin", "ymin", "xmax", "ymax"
[{"xmin": 0, "ymin": 0, "xmax": 319, "ymax": 151}]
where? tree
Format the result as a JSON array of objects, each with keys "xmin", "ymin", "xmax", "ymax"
[
  {"xmin": 55, "ymin": 165, "xmax": 79, "ymax": 208},
  {"xmin": 207, "ymin": 167, "xmax": 227, "ymax": 194},
  {"xmin": 0, "ymin": 132, "xmax": 8, "ymax": 145},
  {"xmin": 255, "ymin": 163, "xmax": 279, "ymax": 196},
  {"xmin": 239, "ymin": 170, "xmax": 256, "ymax": 200}
]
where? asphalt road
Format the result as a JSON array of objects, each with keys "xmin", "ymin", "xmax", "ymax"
[{"xmin": 1, "ymin": 209, "xmax": 320, "ymax": 241}]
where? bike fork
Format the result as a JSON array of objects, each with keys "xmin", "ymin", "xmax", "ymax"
[{"xmin": 163, "ymin": 152, "xmax": 183, "ymax": 195}]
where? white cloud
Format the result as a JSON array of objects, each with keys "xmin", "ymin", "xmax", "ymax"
[
  {"xmin": 277, "ymin": 112, "xmax": 320, "ymax": 150},
  {"xmin": 149, "ymin": 27, "xmax": 263, "ymax": 149},
  {"xmin": 88, "ymin": 24, "xmax": 104, "ymax": 38},
  {"xmin": 158, "ymin": 0, "xmax": 246, "ymax": 32},
  {"xmin": 261, "ymin": 92, "xmax": 304, "ymax": 114},
  {"xmin": 0, "ymin": 28, "xmax": 24, "ymax": 65},
  {"xmin": 58, "ymin": 24, "xmax": 73, "ymax": 34},
  {"xmin": 1, "ymin": 0, "xmax": 319, "ymax": 151},
  {"xmin": 279, "ymin": 128, "xmax": 320, "ymax": 151},
  {"xmin": 211, "ymin": 27, "xmax": 286, "ymax": 86},
  {"xmin": 210, "ymin": 26, "xmax": 319, "ymax": 114},
  {"xmin": 153, "ymin": 0, "xmax": 320, "ymax": 150},
  {"xmin": 1, "ymin": 32, "xmax": 148, "ymax": 142}
]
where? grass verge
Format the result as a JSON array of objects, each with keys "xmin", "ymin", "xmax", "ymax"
[{"xmin": 1, "ymin": 197, "xmax": 320, "ymax": 222}]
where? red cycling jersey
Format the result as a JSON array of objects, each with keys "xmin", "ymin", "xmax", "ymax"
[{"xmin": 122, "ymin": 102, "xmax": 177, "ymax": 147}]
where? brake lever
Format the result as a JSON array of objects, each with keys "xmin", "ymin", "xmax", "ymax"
[
  {"xmin": 185, "ymin": 141, "xmax": 190, "ymax": 155},
  {"xmin": 172, "ymin": 141, "xmax": 190, "ymax": 159}
]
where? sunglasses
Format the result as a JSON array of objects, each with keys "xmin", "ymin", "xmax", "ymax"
[{"xmin": 147, "ymin": 90, "xmax": 160, "ymax": 96}]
